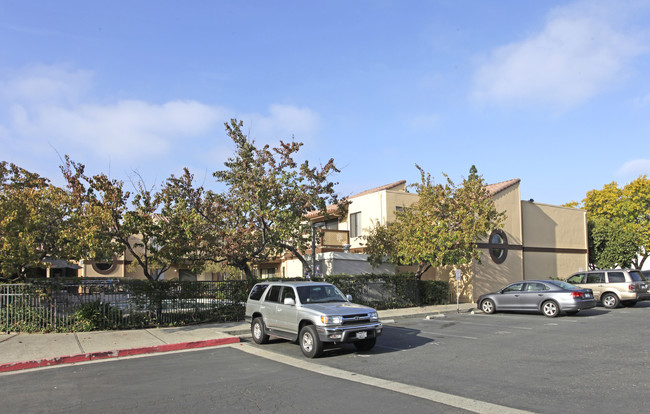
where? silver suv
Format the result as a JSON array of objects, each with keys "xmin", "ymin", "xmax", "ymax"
[
  {"xmin": 566, "ymin": 269, "xmax": 649, "ymax": 308},
  {"xmin": 244, "ymin": 281, "xmax": 382, "ymax": 358}
]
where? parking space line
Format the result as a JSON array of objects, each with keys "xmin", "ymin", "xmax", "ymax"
[
  {"xmin": 426, "ymin": 319, "xmax": 533, "ymax": 330},
  {"xmin": 231, "ymin": 343, "xmax": 535, "ymax": 414},
  {"xmin": 374, "ymin": 344, "xmax": 411, "ymax": 352},
  {"xmin": 419, "ymin": 331, "xmax": 478, "ymax": 340}
]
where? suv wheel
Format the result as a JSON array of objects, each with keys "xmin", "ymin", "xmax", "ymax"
[
  {"xmin": 542, "ymin": 300, "xmax": 559, "ymax": 317},
  {"xmin": 299, "ymin": 325, "xmax": 323, "ymax": 358},
  {"xmin": 601, "ymin": 293, "xmax": 619, "ymax": 309},
  {"xmin": 251, "ymin": 317, "xmax": 270, "ymax": 344},
  {"xmin": 354, "ymin": 338, "xmax": 376, "ymax": 352}
]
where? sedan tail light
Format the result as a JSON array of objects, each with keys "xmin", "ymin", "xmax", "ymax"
[{"xmin": 571, "ymin": 291, "xmax": 584, "ymax": 299}]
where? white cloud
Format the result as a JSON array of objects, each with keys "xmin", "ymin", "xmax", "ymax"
[
  {"xmin": 240, "ymin": 104, "xmax": 321, "ymax": 143},
  {"xmin": 472, "ymin": 0, "xmax": 647, "ymax": 109},
  {"xmin": 1, "ymin": 64, "xmax": 92, "ymax": 106},
  {"xmin": 1, "ymin": 65, "xmax": 322, "ymax": 179},
  {"xmin": 0, "ymin": 65, "xmax": 229, "ymax": 161},
  {"xmin": 616, "ymin": 159, "xmax": 650, "ymax": 181},
  {"xmin": 8, "ymin": 99, "xmax": 226, "ymax": 160}
]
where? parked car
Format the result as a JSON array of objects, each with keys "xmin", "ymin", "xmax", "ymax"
[
  {"xmin": 477, "ymin": 280, "xmax": 596, "ymax": 317},
  {"xmin": 244, "ymin": 281, "xmax": 382, "ymax": 358},
  {"xmin": 642, "ymin": 270, "xmax": 650, "ymax": 283},
  {"xmin": 565, "ymin": 269, "xmax": 649, "ymax": 308}
]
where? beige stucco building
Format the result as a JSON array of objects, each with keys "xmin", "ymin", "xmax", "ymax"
[
  {"xmin": 412, "ymin": 179, "xmax": 588, "ymax": 302},
  {"xmin": 268, "ymin": 179, "xmax": 588, "ymax": 303},
  {"xmin": 76, "ymin": 178, "xmax": 588, "ymax": 297},
  {"xmin": 79, "ymin": 236, "xmax": 231, "ymax": 281}
]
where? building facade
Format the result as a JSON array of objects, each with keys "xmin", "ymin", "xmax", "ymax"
[{"xmin": 270, "ymin": 178, "xmax": 588, "ymax": 303}]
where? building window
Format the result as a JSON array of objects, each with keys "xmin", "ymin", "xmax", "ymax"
[
  {"xmin": 325, "ymin": 219, "xmax": 339, "ymax": 230},
  {"xmin": 350, "ymin": 212, "xmax": 361, "ymax": 238},
  {"xmin": 179, "ymin": 270, "xmax": 197, "ymax": 281},
  {"xmin": 488, "ymin": 230, "xmax": 508, "ymax": 264},
  {"xmin": 261, "ymin": 268, "xmax": 276, "ymax": 278},
  {"xmin": 91, "ymin": 256, "xmax": 118, "ymax": 275}
]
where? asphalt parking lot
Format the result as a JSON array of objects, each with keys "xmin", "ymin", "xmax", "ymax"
[{"xmin": 242, "ymin": 302, "xmax": 650, "ymax": 414}]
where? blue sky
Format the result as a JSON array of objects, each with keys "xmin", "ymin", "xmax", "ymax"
[{"xmin": 2, "ymin": 0, "xmax": 650, "ymax": 205}]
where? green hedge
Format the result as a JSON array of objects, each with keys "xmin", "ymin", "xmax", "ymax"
[
  {"xmin": 1, "ymin": 274, "xmax": 450, "ymax": 333},
  {"xmin": 250, "ymin": 273, "xmax": 450, "ymax": 310}
]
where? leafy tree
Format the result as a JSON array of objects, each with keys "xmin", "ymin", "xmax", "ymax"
[
  {"xmin": 159, "ymin": 168, "xmax": 259, "ymax": 277},
  {"xmin": 579, "ymin": 176, "xmax": 650, "ymax": 269},
  {"xmin": 209, "ymin": 119, "xmax": 348, "ymax": 278},
  {"xmin": 364, "ymin": 165, "xmax": 505, "ymax": 279},
  {"xmin": 61, "ymin": 157, "xmax": 203, "ymax": 281},
  {"xmin": 588, "ymin": 217, "xmax": 637, "ymax": 269},
  {"xmin": 0, "ymin": 162, "xmax": 78, "ymax": 280}
]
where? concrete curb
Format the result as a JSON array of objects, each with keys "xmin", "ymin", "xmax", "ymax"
[{"xmin": 0, "ymin": 336, "xmax": 240, "ymax": 373}]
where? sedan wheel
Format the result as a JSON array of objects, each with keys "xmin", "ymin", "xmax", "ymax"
[
  {"xmin": 542, "ymin": 300, "xmax": 559, "ymax": 317},
  {"xmin": 601, "ymin": 293, "xmax": 619, "ymax": 309},
  {"xmin": 480, "ymin": 299, "xmax": 495, "ymax": 314}
]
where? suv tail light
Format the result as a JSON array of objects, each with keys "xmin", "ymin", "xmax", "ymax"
[{"xmin": 629, "ymin": 284, "xmax": 635, "ymax": 291}]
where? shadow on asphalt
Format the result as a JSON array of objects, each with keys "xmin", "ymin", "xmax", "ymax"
[
  {"xmin": 239, "ymin": 325, "xmax": 432, "ymax": 358},
  {"xmin": 317, "ymin": 325, "xmax": 433, "ymax": 358}
]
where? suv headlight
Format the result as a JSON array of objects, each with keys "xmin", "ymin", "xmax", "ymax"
[
  {"xmin": 321, "ymin": 315, "xmax": 342, "ymax": 324},
  {"xmin": 369, "ymin": 312, "xmax": 378, "ymax": 320}
]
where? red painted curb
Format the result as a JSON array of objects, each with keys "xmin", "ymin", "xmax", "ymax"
[{"xmin": 0, "ymin": 336, "xmax": 240, "ymax": 373}]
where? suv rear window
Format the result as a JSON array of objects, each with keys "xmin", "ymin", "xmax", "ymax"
[
  {"xmin": 586, "ymin": 273, "xmax": 604, "ymax": 283},
  {"xmin": 607, "ymin": 272, "xmax": 625, "ymax": 283},
  {"xmin": 629, "ymin": 271, "xmax": 644, "ymax": 282},
  {"xmin": 248, "ymin": 284, "xmax": 269, "ymax": 301},
  {"xmin": 266, "ymin": 286, "xmax": 282, "ymax": 303}
]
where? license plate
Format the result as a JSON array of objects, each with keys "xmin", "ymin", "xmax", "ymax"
[
  {"xmin": 584, "ymin": 293, "xmax": 592, "ymax": 298},
  {"xmin": 356, "ymin": 331, "xmax": 367, "ymax": 339}
]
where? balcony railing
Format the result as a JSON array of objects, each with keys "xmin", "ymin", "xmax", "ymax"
[{"xmin": 320, "ymin": 229, "xmax": 350, "ymax": 248}]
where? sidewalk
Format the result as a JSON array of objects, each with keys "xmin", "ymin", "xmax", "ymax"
[{"xmin": 0, "ymin": 303, "xmax": 475, "ymax": 373}]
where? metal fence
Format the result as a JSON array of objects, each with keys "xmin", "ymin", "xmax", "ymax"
[
  {"xmin": 1, "ymin": 276, "xmax": 448, "ymax": 333},
  {"xmin": 1, "ymin": 279, "xmax": 252, "ymax": 333}
]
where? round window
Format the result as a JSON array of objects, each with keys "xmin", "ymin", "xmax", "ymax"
[
  {"xmin": 488, "ymin": 230, "xmax": 508, "ymax": 264},
  {"xmin": 92, "ymin": 257, "xmax": 117, "ymax": 274}
]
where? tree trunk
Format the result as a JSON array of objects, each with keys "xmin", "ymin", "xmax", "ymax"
[
  {"xmin": 414, "ymin": 263, "xmax": 431, "ymax": 280},
  {"xmin": 280, "ymin": 243, "xmax": 312, "ymax": 277}
]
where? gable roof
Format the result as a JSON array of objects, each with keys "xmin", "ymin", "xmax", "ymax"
[
  {"xmin": 348, "ymin": 180, "xmax": 407, "ymax": 200},
  {"xmin": 306, "ymin": 178, "xmax": 520, "ymax": 220},
  {"xmin": 485, "ymin": 179, "xmax": 520, "ymax": 196},
  {"xmin": 305, "ymin": 180, "xmax": 408, "ymax": 219}
]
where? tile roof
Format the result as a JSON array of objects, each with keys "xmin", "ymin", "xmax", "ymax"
[
  {"xmin": 305, "ymin": 180, "xmax": 407, "ymax": 219},
  {"xmin": 306, "ymin": 178, "xmax": 519, "ymax": 219},
  {"xmin": 348, "ymin": 180, "xmax": 407, "ymax": 199},
  {"xmin": 484, "ymin": 179, "xmax": 520, "ymax": 196}
]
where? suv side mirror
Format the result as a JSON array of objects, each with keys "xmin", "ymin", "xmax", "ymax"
[
  {"xmin": 346, "ymin": 294, "xmax": 352, "ymax": 302},
  {"xmin": 283, "ymin": 297, "xmax": 296, "ymax": 306}
]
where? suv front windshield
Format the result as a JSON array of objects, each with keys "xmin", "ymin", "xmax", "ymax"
[{"xmin": 297, "ymin": 284, "xmax": 347, "ymax": 304}]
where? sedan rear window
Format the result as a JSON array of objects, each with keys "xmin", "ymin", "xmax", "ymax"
[{"xmin": 548, "ymin": 280, "xmax": 580, "ymax": 290}]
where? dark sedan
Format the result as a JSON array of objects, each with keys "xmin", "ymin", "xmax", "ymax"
[{"xmin": 477, "ymin": 280, "xmax": 597, "ymax": 317}]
